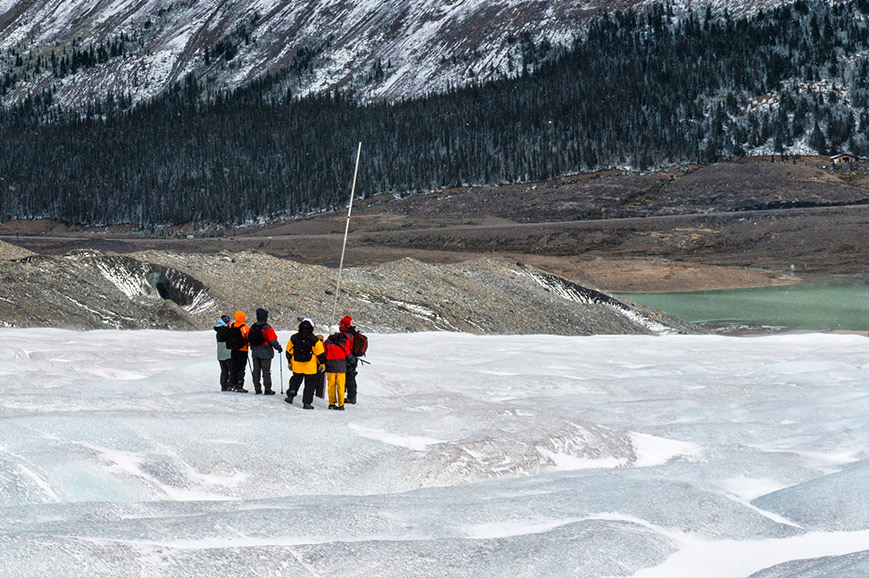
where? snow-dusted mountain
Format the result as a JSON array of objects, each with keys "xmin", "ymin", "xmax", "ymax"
[{"xmin": 0, "ymin": 0, "xmax": 776, "ymax": 109}]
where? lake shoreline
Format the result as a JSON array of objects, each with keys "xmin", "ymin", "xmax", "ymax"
[
  {"xmin": 620, "ymin": 277, "xmax": 869, "ymax": 334},
  {"xmin": 709, "ymin": 324, "xmax": 869, "ymax": 337}
]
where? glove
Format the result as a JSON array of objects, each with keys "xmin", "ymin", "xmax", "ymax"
[{"xmin": 318, "ymin": 363, "xmax": 325, "ymax": 373}]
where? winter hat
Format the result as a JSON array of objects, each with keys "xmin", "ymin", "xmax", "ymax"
[
  {"xmin": 299, "ymin": 317, "xmax": 314, "ymax": 332},
  {"xmin": 256, "ymin": 308, "xmax": 268, "ymax": 322},
  {"xmin": 339, "ymin": 315, "xmax": 352, "ymax": 329},
  {"xmin": 234, "ymin": 310, "xmax": 246, "ymax": 324},
  {"xmin": 329, "ymin": 325, "xmax": 340, "ymax": 335},
  {"xmin": 220, "ymin": 315, "xmax": 231, "ymax": 324}
]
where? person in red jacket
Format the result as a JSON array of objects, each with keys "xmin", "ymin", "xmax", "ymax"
[
  {"xmin": 339, "ymin": 315, "xmax": 360, "ymax": 404},
  {"xmin": 323, "ymin": 326, "xmax": 351, "ymax": 410},
  {"xmin": 248, "ymin": 308, "xmax": 283, "ymax": 395}
]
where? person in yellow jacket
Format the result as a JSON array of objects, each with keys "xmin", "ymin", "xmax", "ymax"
[
  {"xmin": 227, "ymin": 310, "xmax": 251, "ymax": 393},
  {"xmin": 284, "ymin": 318, "xmax": 325, "ymax": 409}
]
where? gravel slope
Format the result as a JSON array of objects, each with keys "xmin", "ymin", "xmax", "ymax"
[{"xmin": 0, "ymin": 249, "xmax": 699, "ymax": 335}]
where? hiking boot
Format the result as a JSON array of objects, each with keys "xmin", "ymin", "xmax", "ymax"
[
  {"xmin": 328, "ymin": 404, "xmax": 337, "ymax": 410},
  {"xmin": 264, "ymin": 389, "xmax": 276, "ymax": 395},
  {"xmin": 346, "ymin": 398, "xmax": 356, "ymax": 404},
  {"xmin": 221, "ymin": 387, "xmax": 233, "ymax": 392},
  {"xmin": 234, "ymin": 387, "xmax": 248, "ymax": 393},
  {"xmin": 302, "ymin": 403, "xmax": 314, "ymax": 409},
  {"xmin": 336, "ymin": 405, "xmax": 345, "ymax": 411},
  {"xmin": 285, "ymin": 394, "xmax": 294, "ymax": 404},
  {"xmin": 255, "ymin": 389, "xmax": 262, "ymax": 394}
]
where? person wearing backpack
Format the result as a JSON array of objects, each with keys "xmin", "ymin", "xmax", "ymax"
[
  {"xmin": 324, "ymin": 325, "xmax": 351, "ymax": 410},
  {"xmin": 226, "ymin": 310, "xmax": 251, "ymax": 393},
  {"xmin": 284, "ymin": 318, "xmax": 325, "ymax": 409},
  {"xmin": 214, "ymin": 314, "xmax": 233, "ymax": 391},
  {"xmin": 339, "ymin": 315, "xmax": 367, "ymax": 404},
  {"xmin": 249, "ymin": 308, "xmax": 283, "ymax": 395}
]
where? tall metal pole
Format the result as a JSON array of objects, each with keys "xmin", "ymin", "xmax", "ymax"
[{"xmin": 330, "ymin": 142, "xmax": 362, "ymax": 327}]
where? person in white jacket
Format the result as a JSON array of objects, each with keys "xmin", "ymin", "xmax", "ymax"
[{"xmin": 213, "ymin": 315, "xmax": 233, "ymax": 391}]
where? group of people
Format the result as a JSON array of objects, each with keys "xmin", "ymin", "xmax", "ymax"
[{"xmin": 214, "ymin": 309, "xmax": 363, "ymax": 410}]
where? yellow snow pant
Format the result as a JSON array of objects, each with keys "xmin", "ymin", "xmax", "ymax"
[{"xmin": 327, "ymin": 372, "xmax": 346, "ymax": 407}]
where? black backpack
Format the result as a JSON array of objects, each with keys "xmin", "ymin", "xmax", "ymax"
[
  {"xmin": 225, "ymin": 325, "xmax": 246, "ymax": 350},
  {"xmin": 248, "ymin": 323, "xmax": 266, "ymax": 347},
  {"xmin": 291, "ymin": 333, "xmax": 315, "ymax": 363}
]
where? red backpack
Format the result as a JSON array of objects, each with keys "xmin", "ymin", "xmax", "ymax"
[{"xmin": 351, "ymin": 331, "xmax": 368, "ymax": 357}]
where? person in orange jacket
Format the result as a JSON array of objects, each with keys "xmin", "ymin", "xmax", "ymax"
[{"xmin": 227, "ymin": 310, "xmax": 251, "ymax": 393}]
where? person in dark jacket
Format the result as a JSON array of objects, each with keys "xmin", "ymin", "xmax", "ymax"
[
  {"xmin": 249, "ymin": 308, "xmax": 283, "ymax": 395},
  {"xmin": 214, "ymin": 314, "xmax": 233, "ymax": 391},
  {"xmin": 339, "ymin": 315, "xmax": 359, "ymax": 404},
  {"xmin": 314, "ymin": 333, "xmax": 326, "ymax": 400},
  {"xmin": 324, "ymin": 326, "xmax": 351, "ymax": 410},
  {"xmin": 285, "ymin": 318, "xmax": 325, "ymax": 409}
]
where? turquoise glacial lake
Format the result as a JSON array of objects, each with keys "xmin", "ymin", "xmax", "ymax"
[{"xmin": 618, "ymin": 277, "xmax": 869, "ymax": 331}]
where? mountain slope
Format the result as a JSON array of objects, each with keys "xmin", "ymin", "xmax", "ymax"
[
  {"xmin": 0, "ymin": 0, "xmax": 802, "ymax": 109},
  {"xmin": 2, "ymin": 0, "xmax": 867, "ymax": 229},
  {"xmin": 0, "ymin": 0, "xmax": 622, "ymax": 108}
]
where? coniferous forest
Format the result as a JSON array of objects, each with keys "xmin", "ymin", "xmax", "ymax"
[{"xmin": 0, "ymin": 0, "xmax": 868, "ymax": 227}]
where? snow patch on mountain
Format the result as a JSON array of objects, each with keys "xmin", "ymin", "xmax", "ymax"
[
  {"xmin": 0, "ymin": 0, "xmax": 596, "ymax": 108},
  {"xmin": 518, "ymin": 268, "xmax": 677, "ymax": 335}
]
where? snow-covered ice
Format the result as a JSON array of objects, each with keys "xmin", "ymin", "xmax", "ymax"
[{"xmin": 0, "ymin": 329, "xmax": 867, "ymax": 577}]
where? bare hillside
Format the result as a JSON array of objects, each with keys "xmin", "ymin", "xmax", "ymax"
[
  {"xmin": 2, "ymin": 158, "xmax": 866, "ymax": 297},
  {"xmin": 0, "ymin": 249, "xmax": 697, "ymax": 335}
]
